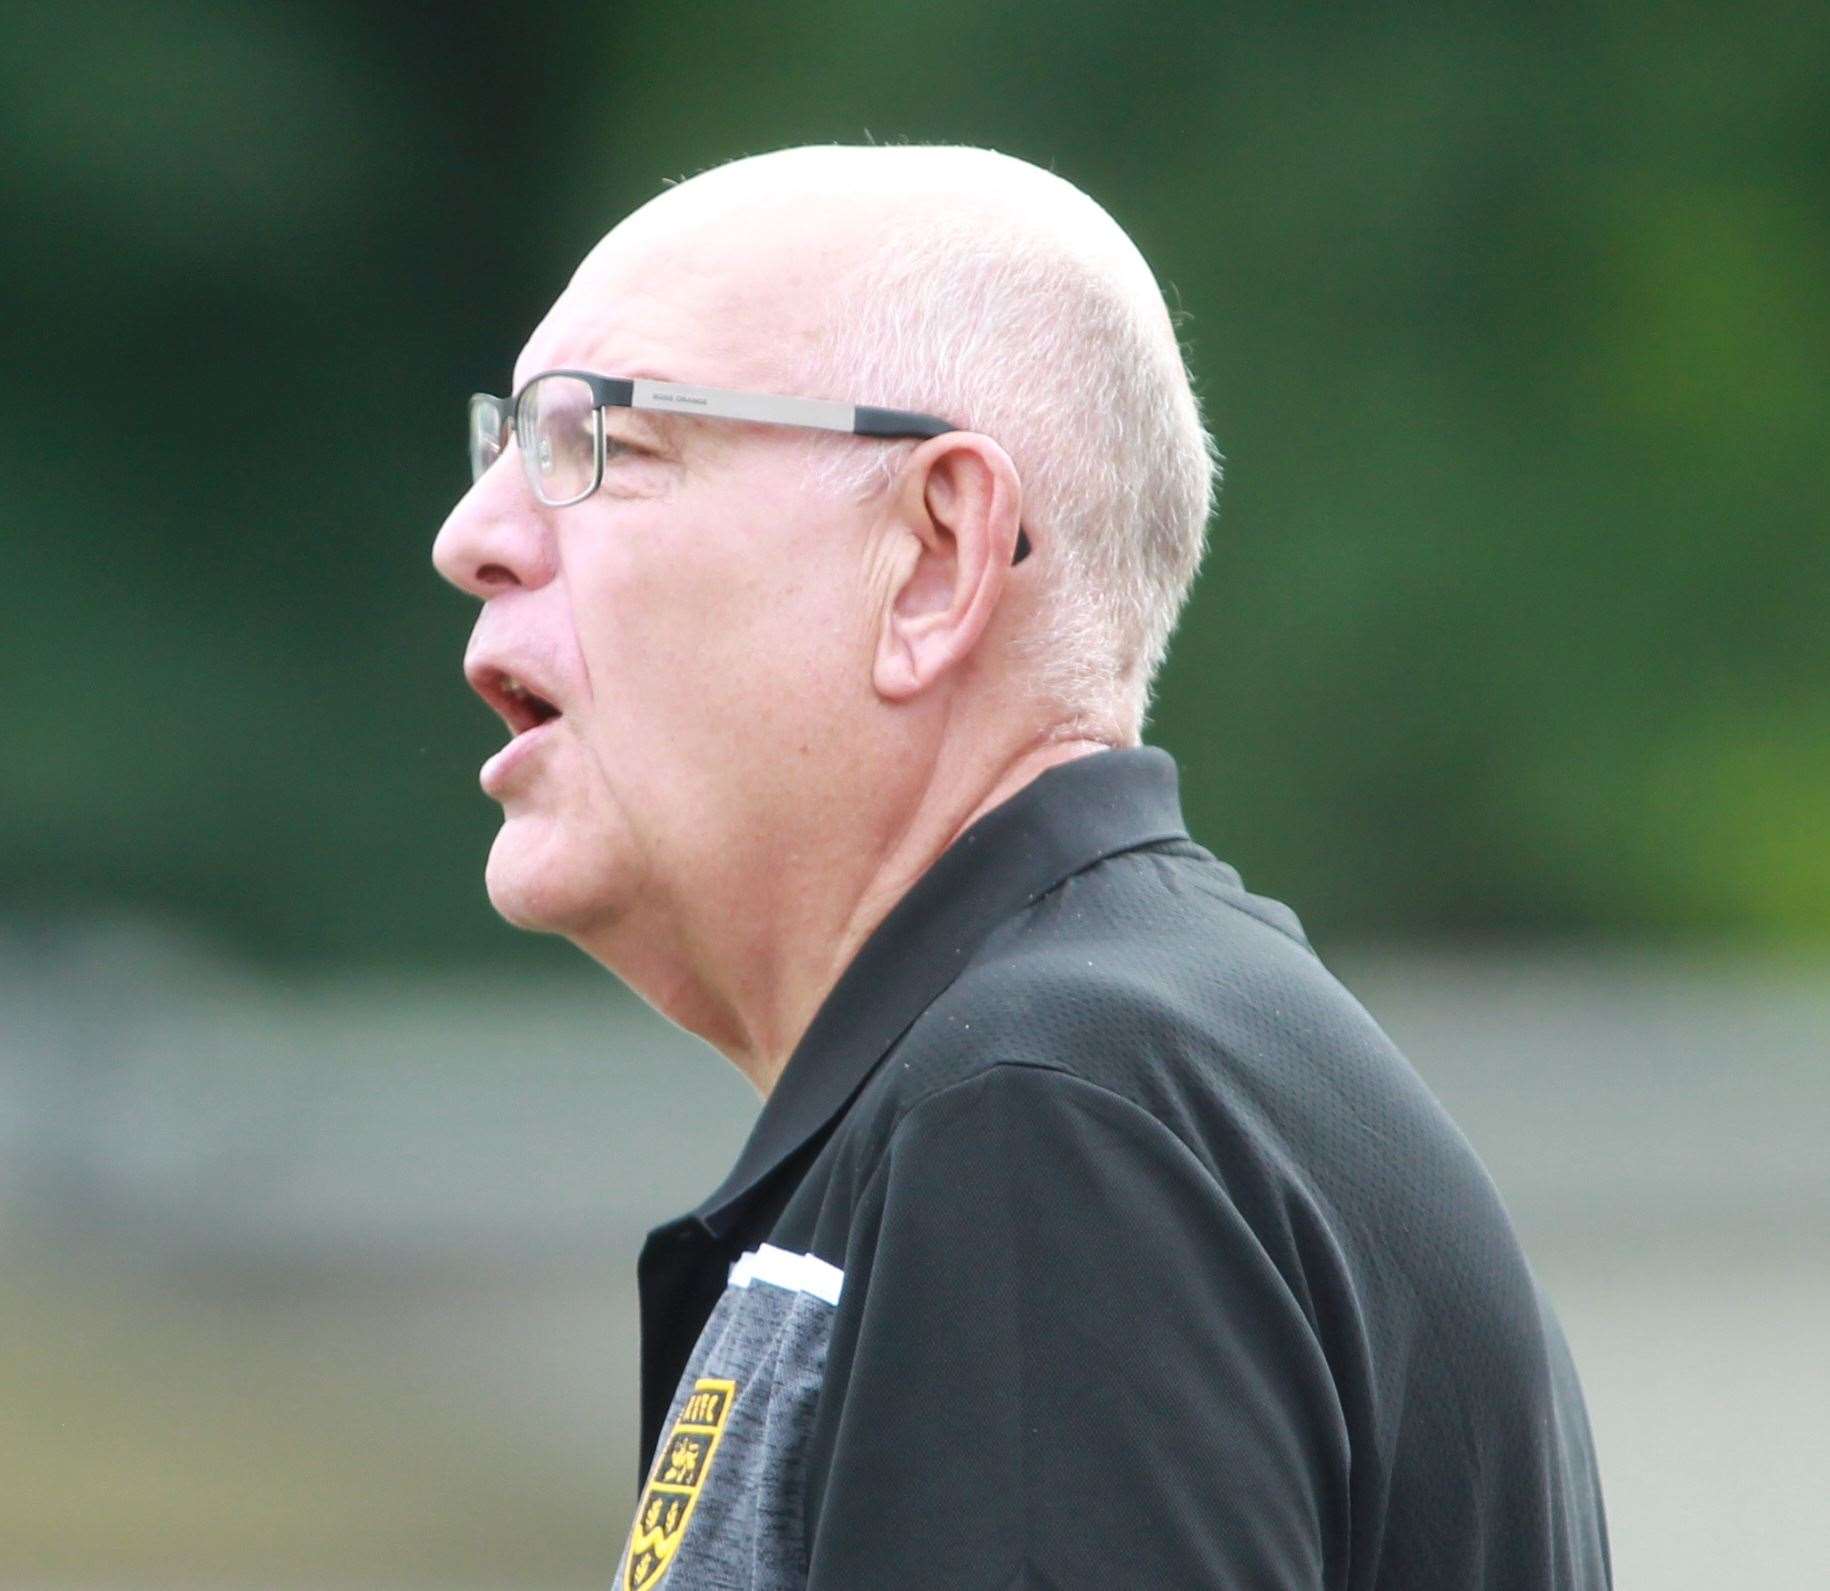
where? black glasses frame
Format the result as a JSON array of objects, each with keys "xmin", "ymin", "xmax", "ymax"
[{"xmin": 469, "ymin": 369, "xmax": 1032, "ymax": 563}]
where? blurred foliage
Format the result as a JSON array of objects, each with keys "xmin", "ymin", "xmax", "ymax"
[{"xmin": 2, "ymin": 0, "xmax": 1824, "ymax": 964}]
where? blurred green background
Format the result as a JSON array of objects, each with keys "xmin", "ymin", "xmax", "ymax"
[
  {"xmin": 3, "ymin": 2, "xmax": 1826, "ymax": 1588},
  {"xmin": 5, "ymin": 0, "xmax": 1824, "ymax": 959}
]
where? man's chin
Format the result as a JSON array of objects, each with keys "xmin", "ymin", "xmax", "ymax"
[{"xmin": 483, "ymin": 819, "xmax": 615, "ymax": 937}]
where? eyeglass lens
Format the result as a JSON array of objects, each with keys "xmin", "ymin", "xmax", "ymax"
[
  {"xmin": 467, "ymin": 378, "xmax": 601, "ymax": 507},
  {"xmin": 468, "ymin": 393, "xmax": 506, "ymax": 483},
  {"xmin": 517, "ymin": 374, "xmax": 600, "ymax": 506}
]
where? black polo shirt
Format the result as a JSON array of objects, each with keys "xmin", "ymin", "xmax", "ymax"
[{"xmin": 621, "ymin": 747, "xmax": 1611, "ymax": 1589}]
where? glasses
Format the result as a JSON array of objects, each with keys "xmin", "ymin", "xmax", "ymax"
[{"xmin": 467, "ymin": 369, "xmax": 1031, "ymax": 563}]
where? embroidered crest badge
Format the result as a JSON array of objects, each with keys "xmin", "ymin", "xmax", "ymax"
[{"xmin": 624, "ymin": 1377, "xmax": 738, "ymax": 1590}]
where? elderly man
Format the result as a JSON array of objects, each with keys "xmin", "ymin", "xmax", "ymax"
[{"xmin": 433, "ymin": 145, "xmax": 1609, "ymax": 1589}]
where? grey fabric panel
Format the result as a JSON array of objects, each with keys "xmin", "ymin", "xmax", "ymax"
[{"xmin": 616, "ymin": 1266, "xmax": 838, "ymax": 1590}]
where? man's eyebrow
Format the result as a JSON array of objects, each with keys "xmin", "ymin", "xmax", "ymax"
[
  {"xmin": 595, "ymin": 367, "xmax": 684, "ymax": 445},
  {"xmin": 508, "ymin": 363, "xmax": 690, "ymax": 447},
  {"xmin": 604, "ymin": 402, "xmax": 677, "ymax": 448}
]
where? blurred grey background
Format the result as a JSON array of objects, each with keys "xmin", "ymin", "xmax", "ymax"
[{"xmin": 2, "ymin": 0, "xmax": 1825, "ymax": 1585}]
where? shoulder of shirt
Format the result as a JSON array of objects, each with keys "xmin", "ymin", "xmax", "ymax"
[{"xmin": 832, "ymin": 838, "xmax": 1402, "ymax": 1185}]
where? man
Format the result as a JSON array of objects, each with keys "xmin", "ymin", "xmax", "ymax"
[{"xmin": 433, "ymin": 145, "xmax": 1610, "ymax": 1588}]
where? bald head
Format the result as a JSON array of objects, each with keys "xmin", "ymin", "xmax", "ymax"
[
  {"xmin": 565, "ymin": 145, "xmax": 1218, "ymax": 738},
  {"xmin": 604, "ymin": 145, "xmax": 1165, "ymax": 300}
]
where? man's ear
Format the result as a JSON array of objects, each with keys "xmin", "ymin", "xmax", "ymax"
[{"xmin": 872, "ymin": 433, "xmax": 1023, "ymax": 703}]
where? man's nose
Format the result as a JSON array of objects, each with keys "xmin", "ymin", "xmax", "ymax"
[{"xmin": 431, "ymin": 461, "xmax": 556, "ymax": 598}]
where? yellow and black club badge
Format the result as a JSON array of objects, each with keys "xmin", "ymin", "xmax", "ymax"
[{"xmin": 624, "ymin": 1378, "xmax": 738, "ymax": 1590}]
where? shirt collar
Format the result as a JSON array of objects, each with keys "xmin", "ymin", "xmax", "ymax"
[{"xmin": 689, "ymin": 745, "xmax": 1189, "ymax": 1237}]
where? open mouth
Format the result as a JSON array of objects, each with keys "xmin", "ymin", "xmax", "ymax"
[{"xmin": 477, "ymin": 667, "xmax": 562, "ymax": 736}]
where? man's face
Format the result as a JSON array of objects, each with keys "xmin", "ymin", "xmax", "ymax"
[{"xmin": 431, "ymin": 220, "xmax": 877, "ymax": 948}]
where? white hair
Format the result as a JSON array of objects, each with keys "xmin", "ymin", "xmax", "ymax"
[{"xmin": 785, "ymin": 151, "xmax": 1221, "ymax": 743}]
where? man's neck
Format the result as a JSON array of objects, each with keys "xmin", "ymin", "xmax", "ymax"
[{"xmin": 586, "ymin": 733, "xmax": 1115, "ymax": 1096}]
